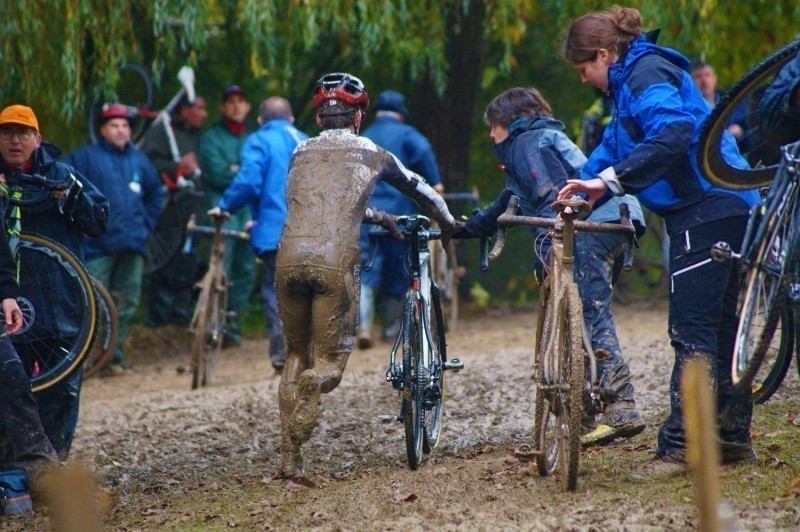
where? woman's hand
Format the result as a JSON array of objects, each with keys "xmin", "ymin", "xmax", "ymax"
[
  {"xmin": 2, "ymin": 298, "xmax": 23, "ymax": 335},
  {"xmin": 557, "ymin": 178, "xmax": 609, "ymax": 205}
]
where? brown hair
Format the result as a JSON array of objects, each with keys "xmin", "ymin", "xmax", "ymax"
[
  {"xmin": 564, "ymin": 7, "xmax": 644, "ymax": 64},
  {"xmin": 483, "ymin": 87, "xmax": 553, "ymax": 127},
  {"xmin": 317, "ymin": 102, "xmax": 359, "ymax": 130}
]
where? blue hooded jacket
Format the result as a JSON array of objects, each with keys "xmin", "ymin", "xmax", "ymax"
[
  {"xmin": 66, "ymin": 140, "xmax": 163, "ymax": 260},
  {"xmin": 362, "ymin": 115, "xmax": 441, "ymax": 215},
  {"xmin": 584, "ymin": 32, "xmax": 759, "ymax": 235},
  {"xmin": 218, "ymin": 118, "xmax": 307, "ymax": 256}
]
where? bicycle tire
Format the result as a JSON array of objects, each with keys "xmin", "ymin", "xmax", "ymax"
[
  {"xmin": 14, "ymin": 233, "xmax": 98, "ymax": 393},
  {"xmin": 83, "ymin": 279, "xmax": 119, "ymax": 379},
  {"xmin": 534, "ymin": 278, "xmax": 559, "ymax": 476},
  {"xmin": 733, "ymin": 182, "xmax": 800, "ymax": 392},
  {"xmin": 751, "ymin": 305, "xmax": 793, "ymax": 404},
  {"xmin": 423, "ymin": 283, "xmax": 446, "ymax": 453},
  {"xmin": 697, "ymin": 39, "xmax": 800, "ymax": 190},
  {"xmin": 560, "ymin": 283, "xmax": 585, "ymax": 492},
  {"xmin": 145, "ymin": 195, "xmax": 190, "ymax": 275},
  {"xmin": 88, "ymin": 63, "xmax": 154, "ymax": 145},
  {"xmin": 202, "ymin": 279, "xmax": 226, "ymax": 387},
  {"xmin": 190, "ymin": 273, "xmax": 212, "ymax": 390},
  {"xmin": 402, "ymin": 289, "xmax": 424, "ymax": 469}
]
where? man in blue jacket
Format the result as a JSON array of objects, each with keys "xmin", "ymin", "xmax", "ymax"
[
  {"xmin": 357, "ymin": 90, "xmax": 443, "ymax": 348},
  {"xmin": 0, "ymin": 104, "xmax": 109, "ymax": 461},
  {"xmin": 210, "ymin": 97, "xmax": 307, "ymax": 372},
  {"xmin": 66, "ymin": 104, "xmax": 163, "ymax": 373}
]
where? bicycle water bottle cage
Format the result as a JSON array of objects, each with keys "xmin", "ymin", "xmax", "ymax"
[{"xmin": 552, "ymin": 196, "xmax": 591, "ymax": 220}]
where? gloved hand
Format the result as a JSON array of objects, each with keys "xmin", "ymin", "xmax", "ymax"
[
  {"xmin": 373, "ymin": 210, "xmax": 403, "ymax": 240},
  {"xmin": 441, "ymin": 220, "xmax": 466, "ymax": 249},
  {"xmin": 207, "ymin": 206, "xmax": 230, "ymax": 221}
]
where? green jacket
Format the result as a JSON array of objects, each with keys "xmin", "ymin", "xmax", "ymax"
[{"xmin": 198, "ymin": 120, "xmax": 251, "ymax": 194}]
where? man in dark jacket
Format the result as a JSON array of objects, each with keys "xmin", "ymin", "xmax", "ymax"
[
  {"xmin": 759, "ymin": 48, "xmax": 800, "ymax": 154},
  {"xmin": 66, "ymin": 104, "xmax": 163, "ymax": 372},
  {"xmin": 198, "ymin": 86, "xmax": 254, "ymax": 346},
  {"xmin": 357, "ymin": 90, "xmax": 443, "ymax": 348},
  {"xmin": 0, "ymin": 104, "xmax": 109, "ymax": 460},
  {"xmin": 143, "ymin": 96, "xmax": 208, "ymax": 327}
]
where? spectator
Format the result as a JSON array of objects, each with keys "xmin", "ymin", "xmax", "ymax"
[
  {"xmin": 198, "ymin": 86, "xmax": 254, "ymax": 346},
  {"xmin": 142, "ymin": 95, "xmax": 208, "ymax": 328},
  {"xmin": 65, "ymin": 104, "xmax": 163, "ymax": 374},
  {"xmin": 0, "ymin": 104, "xmax": 108, "ymax": 461},
  {"xmin": 691, "ymin": 62, "xmax": 748, "ymax": 146},
  {"xmin": 759, "ymin": 47, "xmax": 800, "ymax": 150},
  {"xmin": 209, "ymin": 97, "xmax": 307, "ymax": 372},
  {"xmin": 357, "ymin": 90, "xmax": 443, "ymax": 348}
]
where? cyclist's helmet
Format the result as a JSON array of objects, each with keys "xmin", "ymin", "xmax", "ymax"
[{"xmin": 312, "ymin": 73, "xmax": 369, "ymax": 111}]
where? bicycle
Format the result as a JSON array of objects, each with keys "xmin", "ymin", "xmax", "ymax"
[
  {"xmin": 428, "ymin": 190, "xmax": 480, "ymax": 330},
  {"xmin": 366, "ymin": 216, "xmax": 489, "ymax": 469},
  {"xmin": 491, "ymin": 195, "xmax": 635, "ymax": 491},
  {"xmin": 185, "ymin": 214, "xmax": 249, "ymax": 389},
  {"xmin": 87, "ymin": 62, "xmax": 201, "ymax": 274},
  {"xmin": 698, "ymin": 38, "xmax": 800, "ymax": 399},
  {"xmin": 83, "ymin": 279, "xmax": 120, "ymax": 379},
  {"xmin": 0, "ymin": 171, "xmax": 99, "ymax": 392}
]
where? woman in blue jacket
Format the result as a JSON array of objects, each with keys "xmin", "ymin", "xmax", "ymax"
[{"xmin": 558, "ymin": 7, "xmax": 760, "ymax": 480}]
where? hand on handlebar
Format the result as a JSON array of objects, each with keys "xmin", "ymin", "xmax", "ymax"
[
  {"xmin": 557, "ymin": 178, "xmax": 608, "ymax": 205},
  {"xmin": 441, "ymin": 220, "xmax": 466, "ymax": 249},
  {"xmin": 207, "ymin": 206, "xmax": 231, "ymax": 221}
]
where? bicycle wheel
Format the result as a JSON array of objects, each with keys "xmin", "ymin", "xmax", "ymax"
[
  {"xmin": 83, "ymin": 279, "xmax": 119, "ymax": 379},
  {"xmin": 423, "ymin": 283, "xmax": 446, "ymax": 453},
  {"xmin": 190, "ymin": 273, "xmax": 226, "ymax": 389},
  {"xmin": 12, "ymin": 234, "xmax": 98, "ymax": 393},
  {"xmin": 698, "ymin": 38, "xmax": 800, "ymax": 190},
  {"xmin": 402, "ymin": 289, "xmax": 424, "ymax": 469},
  {"xmin": 428, "ymin": 239, "xmax": 459, "ymax": 330},
  {"xmin": 534, "ymin": 278, "xmax": 559, "ymax": 476},
  {"xmin": 733, "ymin": 188, "xmax": 800, "ymax": 391},
  {"xmin": 557, "ymin": 284, "xmax": 585, "ymax": 492},
  {"xmin": 145, "ymin": 195, "xmax": 189, "ymax": 275},
  {"xmin": 88, "ymin": 63, "xmax": 154, "ymax": 145},
  {"xmin": 750, "ymin": 304, "xmax": 793, "ymax": 403}
]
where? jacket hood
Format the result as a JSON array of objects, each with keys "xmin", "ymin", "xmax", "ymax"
[
  {"xmin": 610, "ymin": 30, "xmax": 690, "ymax": 92},
  {"xmin": 494, "ymin": 116, "xmax": 565, "ymax": 161}
]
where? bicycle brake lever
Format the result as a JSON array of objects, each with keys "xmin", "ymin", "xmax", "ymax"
[
  {"xmin": 618, "ymin": 203, "xmax": 634, "ymax": 272},
  {"xmin": 365, "ymin": 233, "xmax": 379, "ymax": 272},
  {"xmin": 488, "ymin": 195, "xmax": 520, "ymax": 261}
]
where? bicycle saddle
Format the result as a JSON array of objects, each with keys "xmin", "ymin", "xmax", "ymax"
[{"xmin": 551, "ymin": 196, "xmax": 591, "ymax": 220}]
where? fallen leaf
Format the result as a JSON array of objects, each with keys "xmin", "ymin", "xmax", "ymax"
[
  {"xmin": 783, "ymin": 477, "xmax": 800, "ymax": 499},
  {"xmin": 404, "ymin": 493, "xmax": 418, "ymax": 502}
]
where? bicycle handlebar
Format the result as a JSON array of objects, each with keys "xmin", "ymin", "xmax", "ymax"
[
  {"xmin": 185, "ymin": 215, "xmax": 249, "ymax": 240},
  {"xmin": 4, "ymin": 169, "xmax": 83, "ymax": 210}
]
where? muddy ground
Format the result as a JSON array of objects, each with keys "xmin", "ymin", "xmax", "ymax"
[{"xmin": 9, "ymin": 303, "xmax": 800, "ymax": 530}]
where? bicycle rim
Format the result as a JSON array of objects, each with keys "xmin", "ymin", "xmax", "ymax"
[
  {"xmin": 558, "ymin": 284, "xmax": 584, "ymax": 492},
  {"xmin": 697, "ymin": 38, "xmax": 800, "ymax": 189},
  {"xmin": 145, "ymin": 198, "xmax": 188, "ymax": 274},
  {"xmin": 733, "ymin": 190, "xmax": 800, "ymax": 390},
  {"xmin": 751, "ymin": 299, "xmax": 794, "ymax": 404},
  {"xmin": 17, "ymin": 234, "xmax": 98, "ymax": 393},
  {"xmin": 202, "ymin": 282, "xmax": 226, "ymax": 387},
  {"xmin": 190, "ymin": 276, "xmax": 212, "ymax": 390},
  {"xmin": 83, "ymin": 279, "xmax": 119, "ymax": 379},
  {"xmin": 534, "ymin": 278, "xmax": 559, "ymax": 476},
  {"xmin": 402, "ymin": 290, "xmax": 424, "ymax": 469},
  {"xmin": 423, "ymin": 285, "xmax": 446, "ymax": 453},
  {"xmin": 88, "ymin": 63, "xmax": 154, "ymax": 145}
]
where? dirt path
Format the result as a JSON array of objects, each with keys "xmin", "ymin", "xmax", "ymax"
[{"xmin": 19, "ymin": 304, "xmax": 800, "ymax": 529}]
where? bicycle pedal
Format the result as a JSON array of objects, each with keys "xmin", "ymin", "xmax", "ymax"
[
  {"xmin": 378, "ymin": 414, "xmax": 400, "ymax": 424},
  {"xmin": 443, "ymin": 358, "xmax": 464, "ymax": 372}
]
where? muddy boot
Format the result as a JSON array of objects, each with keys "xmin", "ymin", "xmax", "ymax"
[
  {"xmin": 627, "ymin": 454, "xmax": 686, "ymax": 482},
  {"xmin": 357, "ymin": 329, "xmax": 373, "ymax": 350},
  {"xmin": 288, "ymin": 370, "xmax": 322, "ymax": 447},
  {"xmin": 582, "ymin": 402, "xmax": 645, "ymax": 447},
  {"xmin": 277, "ymin": 440, "xmax": 304, "ymax": 479}
]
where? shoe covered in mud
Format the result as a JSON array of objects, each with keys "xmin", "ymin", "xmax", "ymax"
[
  {"xmin": 722, "ymin": 446, "xmax": 758, "ymax": 466},
  {"xmin": 581, "ymin": 418, "xmax": 645, "ymax": 447},
  {"xmin": 272, "ymin": 359, "xmax": 285, "ymax": 375},
  {"xmin": 102, "ymin": 363, "xmax": 126, "ymax": 377},
  {"xmin": 357, "ymin": 330, "xmax": 373, "ymax": 350},
  {"xmin": 626, "ymin": 455, "xmax": 686, "ymax": 482},
  {"xmin": 0, "ymin": 469, "xmax": 33, "ymax": 516}
]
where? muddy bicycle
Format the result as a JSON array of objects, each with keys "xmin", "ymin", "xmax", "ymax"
[
  {"xmin": 186, "ymin": 213, "xmax": 249, "ymax": 389},
  {"xmin": 491, "ymin": 195, "xmax": 635, "ymax": 491},
  {"xmin": 83, "ymin": 278, "xmax": 119, "ymax": 379},
  {"xmin": 699, "ymin": 38, "xmax": 800, "ymax": 401},
  {"xmin": 367, "ymin": 215, "xmax": 489, "ymax": 469}
]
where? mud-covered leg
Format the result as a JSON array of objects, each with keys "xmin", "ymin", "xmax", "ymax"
[{"xmin": 276, "ymin": 277, "xmax": 312, "ymax": 479}]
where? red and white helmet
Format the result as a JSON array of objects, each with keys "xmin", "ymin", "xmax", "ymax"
[{"xmin": 312, "ymin": 73, "xmax": 370, "ymax": 111}]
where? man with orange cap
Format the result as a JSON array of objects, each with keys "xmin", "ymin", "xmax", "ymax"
[
  {"xmin": 66, "ymin": 104, "xmax": 163, "ymax": 374},
  {"xmin": 0, "ymin": 104, "xmax": 108, "ymax": 464}
]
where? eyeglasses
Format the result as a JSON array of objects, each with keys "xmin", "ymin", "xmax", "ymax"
[{"xmin": 0, "ymin": 128, "xmax": 37, "ymax": 141}]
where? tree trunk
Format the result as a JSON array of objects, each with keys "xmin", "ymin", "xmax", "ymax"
[{"xmin": 413, "ymin": 1, "xmax": 489, "ymax": 192}]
